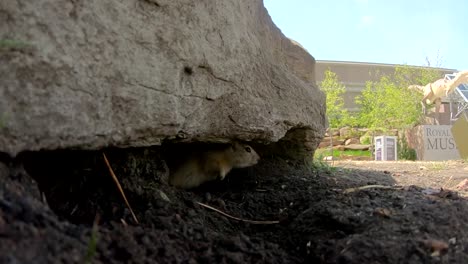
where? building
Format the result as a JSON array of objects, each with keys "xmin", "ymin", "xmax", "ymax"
[{"xmin": 315, "ymin": 60, "xmax": 458, "ymax": 124}]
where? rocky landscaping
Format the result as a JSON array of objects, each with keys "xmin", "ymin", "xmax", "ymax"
[{"xmin": 317, "ymin": 127, "xmax": 401, "ymax": 161}]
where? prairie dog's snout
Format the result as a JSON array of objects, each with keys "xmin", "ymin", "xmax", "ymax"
[{"xmin": 168, "ymin": 142, "xmax": 260, "ymax": 189}]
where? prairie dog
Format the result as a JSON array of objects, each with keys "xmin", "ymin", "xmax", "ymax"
[{"xmin": 169, "ymin": 142, "xmax": 260, "ymax": 189}]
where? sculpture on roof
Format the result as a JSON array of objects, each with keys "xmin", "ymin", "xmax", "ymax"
[{"xmin": 409, "ymin": 70, "xmax": 468, "ymax": 123}]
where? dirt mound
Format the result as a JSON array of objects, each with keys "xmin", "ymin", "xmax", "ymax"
[{"xmin": 1, "ymin": 151, "xmax": 468, "ymax": 263}]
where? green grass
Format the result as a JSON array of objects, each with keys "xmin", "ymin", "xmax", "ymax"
[
  {"xmin": 310, "ymin": 159, "xmax": 337, "ymax": 174},
  {"xmin": 84, "ymin": 216, "xmax": 100, "ymax": 264},
  {"xmin": 315, "ymin": 148, "xmax": 371, "ymax": 159},
  {"xmin": 0, "ymin": 113, "xmax": 7, "ymax": 129},
  {"xmin": 312, "ymin": 149, "xmax": 370, "ymax": 174},
  {"xmin": 428, "ymin": 162, "xmax": 448, "ymax": 171},
  {"xmin": 0, "ymin": 39, "xmax": 31, "ymax": 50}
]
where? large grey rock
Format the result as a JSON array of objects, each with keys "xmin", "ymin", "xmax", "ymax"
[
  {"xmin": 344, "ymin": 144, "xmax": 370, "ymax": 151},
  {"xmin": 0, "ymin": 0, "xmax": 326, "ymax": 156}
]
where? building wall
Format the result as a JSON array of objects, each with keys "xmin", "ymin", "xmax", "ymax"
[
  {"xmin": 315, "ymin": 60, "xmax": 456, "ymax": 112},
  {"xmin": 315, "ymin": 60, "xmax": 457, "ymax": 124}
]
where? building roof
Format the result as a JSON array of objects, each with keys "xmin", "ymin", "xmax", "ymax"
[
  {"xmin": 315, "ymin": 60, "xmax": 457, "ymax": 86},
  {"xmin": 316, "ymin": 60, "xmax": 457, "ymax": 72}
]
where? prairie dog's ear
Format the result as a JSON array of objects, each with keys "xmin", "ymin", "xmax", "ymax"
[
  {"xmin": 230, "ymin": 141, "xmax": 238, "ymax": 148},
  {"xmin": 230, "ymin": 141, "xmax": 243, "ymax": 151}
]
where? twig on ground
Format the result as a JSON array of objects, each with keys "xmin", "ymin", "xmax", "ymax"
[
  {"xmin": 344, "ymin": 184, "xmax": 401, "ymax": 193},
  {"xmin": 196, "ymin": 202, "xmax": 279, "ymax": 225},
  {"xmin": 103, "ymin": 153, "xmax": 139, "ymax": 224},
  {"xmin": 442, "ymin": 175, "xmax": 454, "ymax": 189}
]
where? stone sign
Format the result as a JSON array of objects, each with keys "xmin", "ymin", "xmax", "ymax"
[{"xmin": 409, "ymin": 125, "xmax": 460, "ymax": 161}]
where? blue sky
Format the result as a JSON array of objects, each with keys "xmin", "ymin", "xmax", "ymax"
[{"xmin": 264, "ymin": 0, "xmax": 466, "ymax": 70}]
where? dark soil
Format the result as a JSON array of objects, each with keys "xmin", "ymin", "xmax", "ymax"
[{"xmin": 1, "ymin": 148, "xmax": 468, "ymax": 263}]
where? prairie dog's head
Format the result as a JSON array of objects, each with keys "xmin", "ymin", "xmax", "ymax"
[{"xmin": 228, "ymin": 142, "xmax": 260, "ymax": 168}]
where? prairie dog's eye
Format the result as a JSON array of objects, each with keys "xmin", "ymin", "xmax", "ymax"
[{"xmin": 245, "ymin": 147, "xmax": 251, "ymax": 153}]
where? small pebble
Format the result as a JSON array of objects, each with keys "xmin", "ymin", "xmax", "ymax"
[{"xmin": 205, "ymin": 192, "xmax": 212, "ymax": 202}]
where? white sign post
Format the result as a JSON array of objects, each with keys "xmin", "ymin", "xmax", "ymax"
[{"xmin": 374, "ymin": 136, "xmax": 398, "ymax": 161}]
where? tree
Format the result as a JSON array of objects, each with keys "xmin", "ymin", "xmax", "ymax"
[
  {"xmin": 319, "ymin": 69, "xmax": 349, "ymax": 128},
  {"xmin": 392, "ymin": 64, "xmax": 441, "ymax": 88},
  {"xmin": 355, "ymin": 65, "xmax": 442, "ymax": 131}
]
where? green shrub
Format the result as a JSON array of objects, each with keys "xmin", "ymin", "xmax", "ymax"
[
  {"xmin": 319, "ymin": 70, "xmax": 350, "ymax": 128},
  {"xmin": 360, "ymin": 135, "xmax": 371, "ymax": 145},
  {"xmin": 355, "ymin": 65, "xmax": 441, "ymax": 131},
  {"xmin": 397, "ymin": 132, "xmax": 417, "ymax": 160}
]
